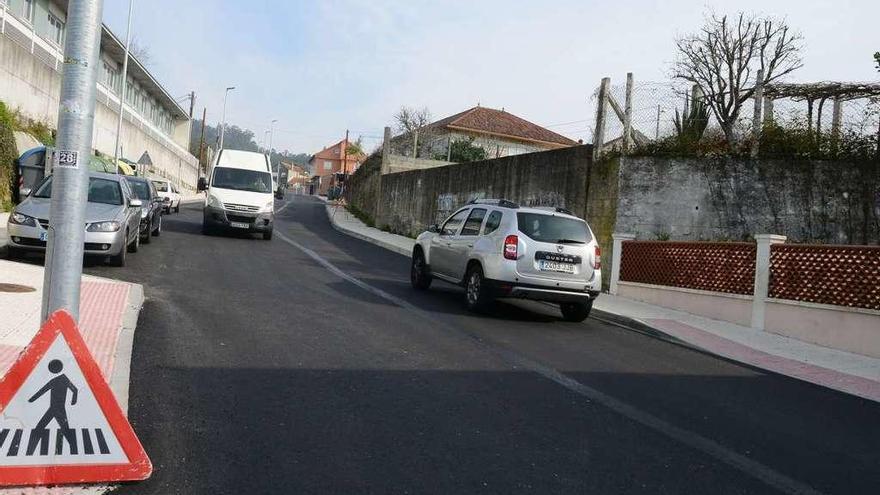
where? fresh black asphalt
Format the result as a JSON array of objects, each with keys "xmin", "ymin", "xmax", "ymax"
[{"xmin": 81, "ymin": 195, "xmax": 880, "ymax": 494}]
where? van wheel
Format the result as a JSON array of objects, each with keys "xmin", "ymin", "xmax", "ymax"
[
  {"xmin": 262, "ymin": 229, "xmax": 273, "ymax": 240},
  {"xmin": 174, "ymin": 203, "xmax": 180, "ymax": 213},
  {"xmin": 560, "ymin": 301, "xmax": 593, "ymax": 322},
  {"xmin": 128, "ymin": 230, "xmax": 139, "ymax": 253},
  {"xmin": 410, "ymin": 250, "xmax": 432, "ymax": 290},
  {"xmin": 464, "ymin": 264, "xmax": 492, "ymax": 312}
]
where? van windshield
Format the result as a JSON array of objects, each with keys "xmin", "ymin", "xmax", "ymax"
[
  {"xmin": 517, "ymin": 212, "xmax": 592, "ymax": 244},
  {"xmin": 212, "ymin": 167, "xmax": 272, "ymax": 193}
]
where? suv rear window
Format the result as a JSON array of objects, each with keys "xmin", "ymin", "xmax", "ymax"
[{"xmin": 516, "ymin": 212, "xmax": 592, "ymax": 244}]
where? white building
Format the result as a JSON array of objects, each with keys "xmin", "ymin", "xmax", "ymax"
[{"xmin": 0, "ymin": 0, "xmax": 198, "ymax": 190}]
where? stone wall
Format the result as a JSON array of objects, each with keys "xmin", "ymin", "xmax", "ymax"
[
  {"xmin": 616, "ymin": 156, "xmax": 880, "ymax": 245},
  {"xmin": 367, "ymin": 145, "xmax": 591, "ymax": 238}
]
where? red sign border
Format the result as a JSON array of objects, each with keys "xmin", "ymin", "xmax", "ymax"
[{"xmin": 0, "ymin": 310, "xmax": 151, "ymax": 486}]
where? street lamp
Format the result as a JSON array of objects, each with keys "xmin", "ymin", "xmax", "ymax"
[
  {"xmin": 219, "ymin": 86, "xmax": 235, "ymax": 149},
  {"xmin": 113, "ymin": 0, "xmax": 135, "ymax": 174}
]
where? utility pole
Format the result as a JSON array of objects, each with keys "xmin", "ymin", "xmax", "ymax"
[
  {"xmin": 269, "ymin": 119, "xmax": 278, "ymax": 188},
  {"xmin": 197, "ymin": 107, "xmax": 206, "ymax": 179},
  {"xmin": 42, "ymin": 0, "xmax": 105, "ymax": 322},
  {"xmin": 655, "ymin": 105, "xmax": 662, "ymax": 140},
  {"xmin": 113, "ymin": 0, "xmax": 134, "ymax": 174},
  {"xmin": 219, "ymin": 86, "xmax": 235, "ymax": 149}
]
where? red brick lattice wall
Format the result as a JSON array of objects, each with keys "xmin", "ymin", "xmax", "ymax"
[
  {"xmin": 769, "ymin": 244, "xmax": 880, "ymax": 310},
  {"xmin": 619, "ymin": 241, "xmax": 756, "ymax": 295}
]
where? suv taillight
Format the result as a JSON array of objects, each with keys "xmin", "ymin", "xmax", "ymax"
[
  {"xmin": 503, "ymin": 235, "xmax": 518, "ymax": 260},
  {"xmin": 593, "ymin": 246, "xmax": 601, "ymax": 270}
]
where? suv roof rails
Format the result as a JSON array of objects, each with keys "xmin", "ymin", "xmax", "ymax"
[{"xmin": 468, "ymin": 198, "xmax": 520, "ymax": 209}]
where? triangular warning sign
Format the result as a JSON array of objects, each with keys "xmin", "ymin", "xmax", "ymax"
[{"xmin": 0, "ymin": 310, "xmax": 151, "ymax": 486}]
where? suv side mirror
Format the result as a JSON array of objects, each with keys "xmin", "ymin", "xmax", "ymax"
[
  {"xmin": 428, "ymin": 224, "xmax": 440, "ymax": 233},
  {"xmin": 129, "ymin": 198, "xmax": 143, "ymax": 208},
  {"xmin": 197, "ymin": 177, "xmax": 207, "ymax": 191}
]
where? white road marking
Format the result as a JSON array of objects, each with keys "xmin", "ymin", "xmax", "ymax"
[{"xmin": 275, "ymin": 229, "xmax": 824, "ymax": 495}]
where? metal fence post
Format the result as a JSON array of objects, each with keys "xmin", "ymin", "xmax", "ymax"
[
  {"xmin": 41, "ymin": 0, "xmax": 105, "ymax": 323},
  {"xmin": 610, "ymin": 233, "xmax": 636, "ymax": 295},
  {"xmin": 751, "ymin": 234, "xmax": 787, "ymax": 330}
]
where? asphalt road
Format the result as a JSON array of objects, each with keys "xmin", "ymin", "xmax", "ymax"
[{"xmin": 85, "ymin": 195, "xmax": 880, "ymax": 495}]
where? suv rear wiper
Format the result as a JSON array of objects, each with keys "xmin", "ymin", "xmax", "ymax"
[{"xmin": 556, "ymin": 239, "xmax": 585, "ymax": 244}]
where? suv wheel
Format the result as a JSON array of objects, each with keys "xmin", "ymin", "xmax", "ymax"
[
  {"xmin": 410, "ymin": 250, "xmax": 432, "ymax": 290},
  {"xmin": 560, "ymin": 301, "xmax": 593, "ymax": 322},
  {"xmin": 464, "ymin": 264, "xmax": 492, "ymax": 312}
]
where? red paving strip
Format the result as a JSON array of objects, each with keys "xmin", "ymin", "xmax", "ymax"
[
  {"xmin": 644, "ymin": 318, "xmax": 880, "ymax": 403},
  {"xmin": 0, "ymin": 281, "xmax": 129, "ymax": 382}
]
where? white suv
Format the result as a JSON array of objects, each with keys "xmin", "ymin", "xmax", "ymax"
[{"xmin": 411, "ymin": 199, "xmax": 601, "ymax": 321}]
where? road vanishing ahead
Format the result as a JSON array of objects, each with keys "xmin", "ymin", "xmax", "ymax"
[{"xmin": 87, "ymin": 195, "xmax": 880, "ymax": 495}]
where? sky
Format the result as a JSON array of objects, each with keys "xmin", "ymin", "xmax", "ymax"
[{"xmin": 101, "ymin": 0, "xmax": 880, "ymax": 154}]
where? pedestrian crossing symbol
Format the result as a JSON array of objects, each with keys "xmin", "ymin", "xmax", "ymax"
[{"xmin": 0, "ymin": 310, "xmax": 151, "ymax": 486}]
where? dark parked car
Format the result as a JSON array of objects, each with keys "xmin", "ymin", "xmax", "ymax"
[{"xmin": 125, "ymin": 176, "xmax": 163, "ymax": 243}]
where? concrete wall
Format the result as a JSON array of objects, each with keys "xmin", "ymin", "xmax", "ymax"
[
  {"xmin": 616, "ymin": 156, "xmax": 880, "ymax": 244},
  {"xmin": 372, "ymin": 145, "xmax": 591, "ymax": 237},
  {"xmin": 385, "ymin": 155, "xmax": 452, "ymax": 174},
  {"xmin": 765, "ymin": 299, "xmax": 880, "ymax": 358},
  {"xmin": 0, "ymin": 10, "xmax": 198, "ymax": 190}
]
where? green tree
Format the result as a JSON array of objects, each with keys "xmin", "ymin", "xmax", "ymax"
[
  {"xmin": 0, "ymin": 101, "xmax": 18, "ymax": 210},
  {"xmin": 438, "ymin": 137, "xmax": 487, "ymax": 163}
]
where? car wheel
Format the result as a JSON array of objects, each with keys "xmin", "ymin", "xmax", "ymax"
[
  {"xmin": 464, "ymin": 264, "xmax": 492, "ymax": 312},
  {"xmin": 128, "ymin": 229, "xmax": 140, "ymax": 253},
  {"xmin": 560, "ymin": 300, "xmax": 593, "ymax": 322},
  {"xmin": 109, "ymin": 240, "xmax": 126, "ymax": 267},
  {"xmin": 174, "ymin": 202, "xmax": 180, "ymax": 213},
  {"xmin": 142, "ymin": 221, "xmax": 152, "ymax": 244},
  {"xmin": 262, "ymin": 229, "xmax": 273, "ymax": 241},
  {"xmin": 153, "ymin": 215, "xmax": 162, "ymax": 236},
  {"xmin": 410, "ymin": 250, "xmax": 432, "ymax": 290}
]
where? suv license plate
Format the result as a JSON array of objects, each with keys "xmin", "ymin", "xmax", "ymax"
[
  {"xmin": 539, "ymin": 260, "xmax": 575, "ymax": 274},
  {"xmin": 230, "ymin": 222, "xmax": 250, "ymax": 229}
]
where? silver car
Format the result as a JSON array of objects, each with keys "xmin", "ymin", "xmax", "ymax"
[
  {"xmin": 411, "ymin": 199, "xmax": 602, "ymax": 321},
  {"xmin": 6, "ymin": 172, "xmax": 144, "ymax": 266}
]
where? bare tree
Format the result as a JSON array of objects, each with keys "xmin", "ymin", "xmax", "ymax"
[
  {"xmin": 393, "ymin": 106, "xmax": 432, "ymax": 157},
  {"xmin": 129, "ymin": 36, "xmax": 152, "ymax": 68},
  {"xmin": 673, "ymin": 12, "xmax": 803, "ymax": 143}
]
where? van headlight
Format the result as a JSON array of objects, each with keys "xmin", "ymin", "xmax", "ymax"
[
  {"xmin": 259, "ymin": 200, "xmax": 274, "ymax": 213},
  {"xmin": 10, "ymin": 212, "xmax": 37, "ymax": 227},
  {"xmin": 87, "ymin": 221, "xmax": 121, "ymax": 232},
  {"xmin": 207, "ymin": 194, "xmax": 223, "ymax": 208}
]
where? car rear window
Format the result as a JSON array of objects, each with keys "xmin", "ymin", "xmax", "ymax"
[{"xmin": 516, "ymin": 212, "xmax": 592, "ymax": 244}]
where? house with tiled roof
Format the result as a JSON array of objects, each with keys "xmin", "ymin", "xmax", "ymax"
[
  {"xmin": 308, "ymin": 138, "xmax": 366, "ymax": 195},
  {"xmin": 406, "ymin": 106, "xmax": 578, "ymax": 160}
]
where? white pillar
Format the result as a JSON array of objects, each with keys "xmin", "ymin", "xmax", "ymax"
[
  {"xmin": 751, "ymin": 234, "xmax": 787, "ymax": 330},
  {"xmin": 610, "ymin": 233, "xmax": 636, "ymax": 295}
]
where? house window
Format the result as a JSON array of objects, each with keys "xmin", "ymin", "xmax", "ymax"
[
  {"xmin": 23, "ymin": 0, "xmax": 35, "ymax": 23},
  {"xmin": 48, "ymin": 12, "xmax": 64, "ymax": 45},
  {"xmin": 323, "ymin": 161, "xmax": 333, "ymax": 171}
]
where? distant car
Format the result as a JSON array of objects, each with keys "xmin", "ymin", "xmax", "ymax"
[
  {"xmin": 125, "ymin": 176, "xmax": 163, "ymax": 244},
  {"xmin": 410, "ymin": 199, "xmax": 602, "ymax": 321},
  {"xmin": 151, "ymin": 178, "xmax": 181, "ymax": 213},
  {"xmin": 6, "ymin": 172, "xmax": 144, "ymax": 266}
]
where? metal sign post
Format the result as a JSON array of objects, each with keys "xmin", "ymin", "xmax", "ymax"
[{"xmin": 41, "ymin": 0, "xmax": 105, "ymax": 323}]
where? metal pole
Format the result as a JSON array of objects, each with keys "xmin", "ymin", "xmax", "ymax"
[
  {"xmin": 197, "ymin": 107, "xmax": 206, "ymax": 179},
  {"xmin": 219, "ymin": 86, "xmax": 234, "ymax": 149},
  {"xmin": 113, "ymin": 0, "xmax": 133, "ymax": 174},
  {"xmin": 42, "ymin": 0, "xmax": 105, "ymax": 322},
  {"xmin": 655, "ymin": 105, "xmax": 661, "ymax": 140}
]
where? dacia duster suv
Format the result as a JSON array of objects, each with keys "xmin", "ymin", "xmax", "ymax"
[{"xmin": 410, "ymin": 199, "xmax": 601, "ymax": 321}]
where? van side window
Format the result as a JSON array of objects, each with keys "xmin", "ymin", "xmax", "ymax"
[
  {"xmin": 460, "ymin": 208, "xmax": 486, "ymax": 236},
  {"xmin": 483, "ymin": 211, "xmax": 503, "ymax": 235}
]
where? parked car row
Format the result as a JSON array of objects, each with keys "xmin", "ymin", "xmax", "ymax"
[{"xmin": 5, "ymin": 172, "xmax": 182, "ymax": 267}]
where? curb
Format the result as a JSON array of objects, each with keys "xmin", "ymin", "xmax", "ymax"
[
  {"xmin": 324, "ymin": 205, "xmax": 413, "ymax": 257},
  {"xmin": 108, "ymin": 282, "xmax": 144, "ymax": 415}
]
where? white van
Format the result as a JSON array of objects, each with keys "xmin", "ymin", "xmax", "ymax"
[{"xmin": 199, "ymin": 149, "xmax": 275, "ymax": 240}]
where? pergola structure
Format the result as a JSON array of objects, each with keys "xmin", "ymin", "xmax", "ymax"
[{"xmin": 762, "ymin": 81, "xmax": 880, "ymax": 136}]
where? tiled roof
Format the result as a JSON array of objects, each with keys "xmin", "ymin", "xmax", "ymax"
[{"xmin": 430, "ymin": 106, "xmax": 577, "ymax": 147}]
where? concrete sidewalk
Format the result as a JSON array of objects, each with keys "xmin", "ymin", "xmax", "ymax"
[
  {"xmin": 324, "ymin": 202, "xmax": 880, "ymax": 403},
  {"xmin": 0, "ymin": 259, "xmax": 144, "ymax": 494}
]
